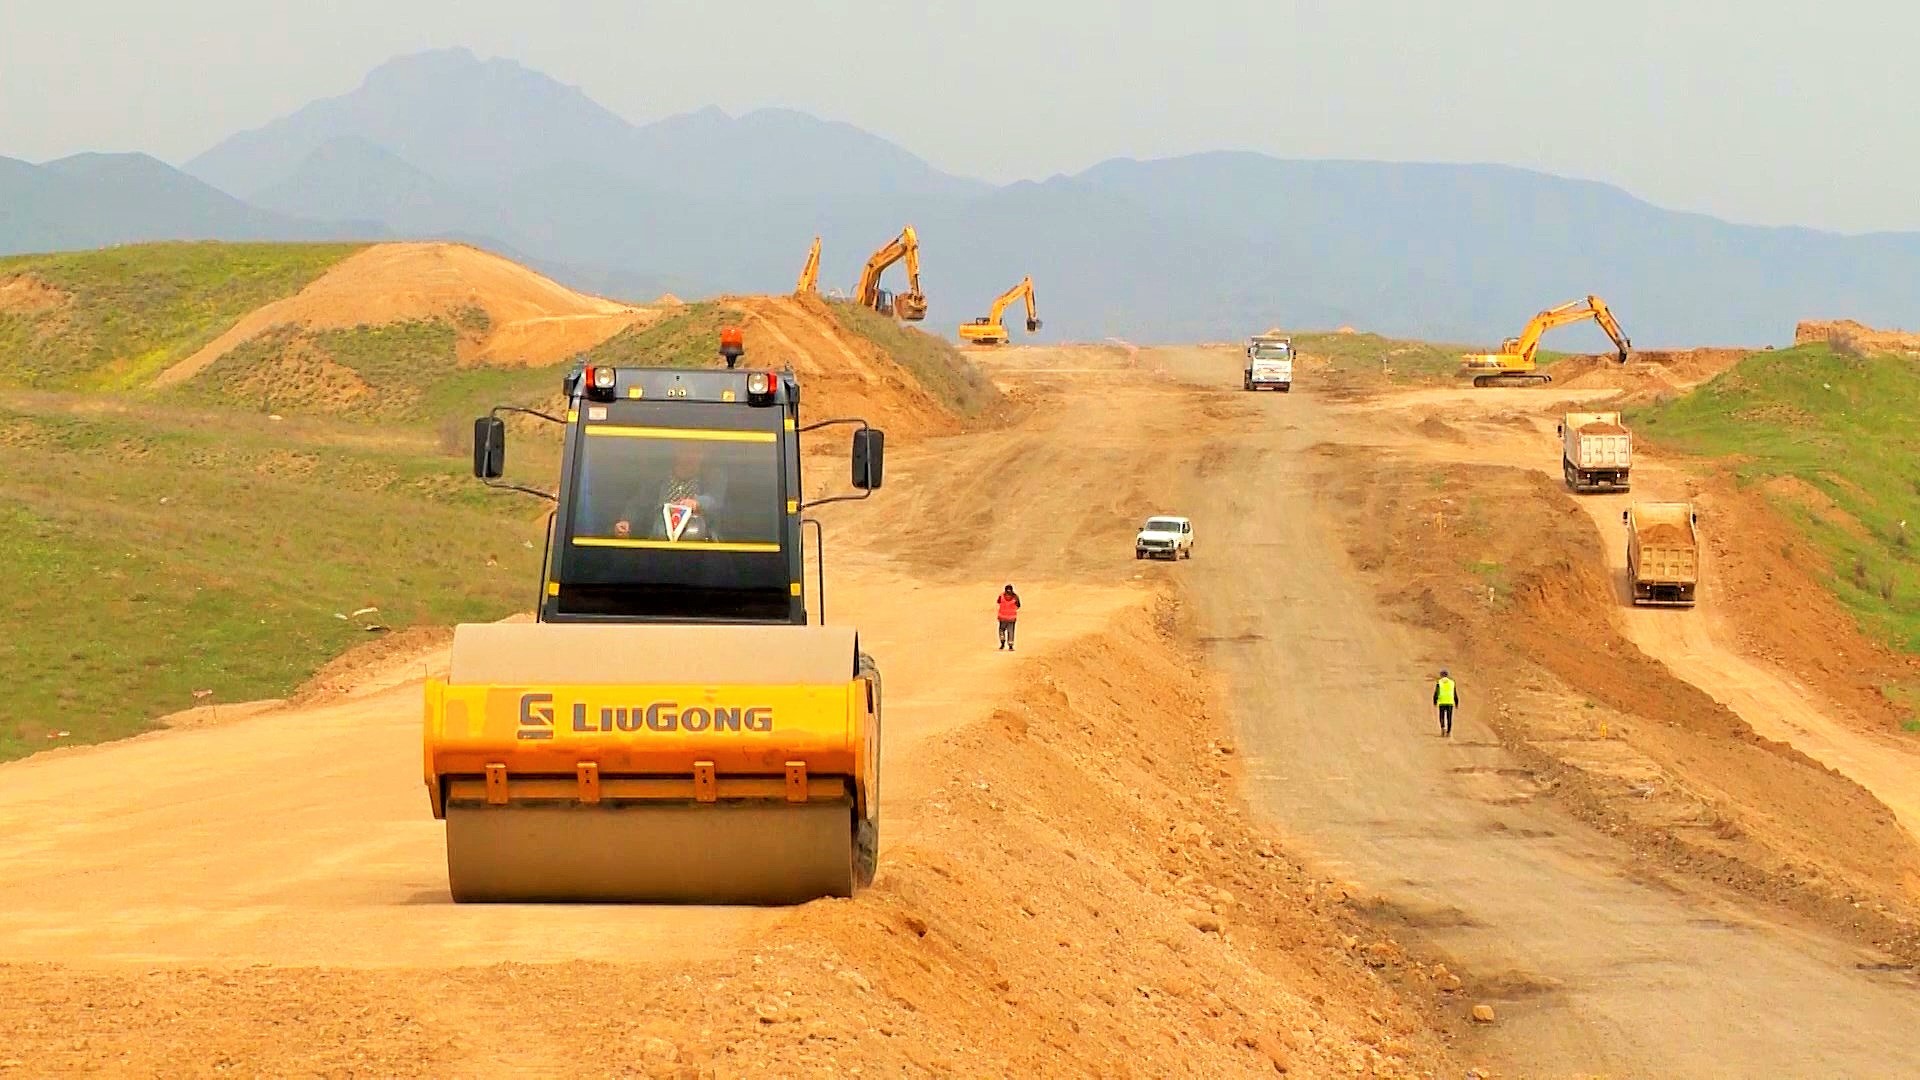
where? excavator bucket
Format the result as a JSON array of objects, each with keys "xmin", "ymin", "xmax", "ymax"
[
  {"xmin": 425, "ymin": 622, "xmax": 880, "ymax": 904},
  {"xmin": 894, "ymin": 292, "xmax": 928, "ymax": 321}
]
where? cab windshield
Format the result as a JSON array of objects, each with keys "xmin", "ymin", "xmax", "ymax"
[
  {"xmin": 1251, "ymin": 344, "xmax": 1290, "ymax": 359},
  {"xmin": 1145, "ymin": 518, "xmax": 1182, "ymax": 532},
  {"xmin": 569, "ymin": 426, "xmax": 782, "ymax": 549}
]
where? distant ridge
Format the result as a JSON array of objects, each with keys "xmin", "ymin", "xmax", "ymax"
[{"xmin": 6, "ymin": 47, "xmax": 1920, "ymax": 346}]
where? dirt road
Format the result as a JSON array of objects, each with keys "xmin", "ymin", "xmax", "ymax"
[
  {"xmin": 1350, "ymin": 384, "xmax": 1920, "ymax": 847},
  {"xmin": 1145, "ymin": 348, "xmax": 1920, "ymax": 1077},
  {"xmin": 8, "ymin": 340, "xmax": 1920, "ymax": 1075}
]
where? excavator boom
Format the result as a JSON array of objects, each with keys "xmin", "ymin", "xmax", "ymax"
[
  {"xmin": 795, "ymin": 236, "xmax": 821, "ymax": 295},
  {"xmin": 1588, "ymin": 295, "xmax": 1631, "ymax": 362},
  {"xmin": 854, "ymin": 226, "xmax": 927, "ymax": 321},
  {"xmin": 1461, "ymin": 294, "xmax": 1632, "ymax": 387},
  {"xmin": 957, "ymin": 275, "xmax": 1041, "ymax": 346}
]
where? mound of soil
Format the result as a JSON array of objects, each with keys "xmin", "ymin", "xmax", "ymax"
[
  {"xmin": 1633, "ymin": 348, "xmax": 1754, "ymax": 383},
  {"xmin": 1796, "ymin": 319, "xmax": 1920, "ymax": 357},
  {"xmin": 152, "ymin": 243, "xmax": 658, "ymax": 387},
  {"xmin": 732, "ymin": 294, "xmax": 974, "ymax": 442},
  {"xmin": 0, "ymin": 274, "xmax": 69, "ymax": 315},
  {"xmin": 1554, "ymin": 349, "xmax": 1750, "ymax": 398},
  {"xmin": 1634, "ymin": 522, "xmax": 1692, "ymax": 545},
  {"xmin": 1416, "ymin": 415, "xmax": 1467, "ymax": 443},
  {"xmin": 1553, "ymin": 355, "xmax": 1680, "ymax": 392}
]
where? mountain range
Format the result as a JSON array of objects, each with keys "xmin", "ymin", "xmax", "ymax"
[{"xmin": 6, "ymin": 46, "xmax": 1920, "ymax": 348}]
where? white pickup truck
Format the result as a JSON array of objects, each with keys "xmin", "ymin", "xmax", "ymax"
[
  {"xmin": 1244, "ymin": 335, "xmax": 1293, "ymax": 392},
  {"xmin": 1135, "ymin": 514, "xmax": 1194, "ymax": 560}
]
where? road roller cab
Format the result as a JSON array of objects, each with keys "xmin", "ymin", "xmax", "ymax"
[{"xmin": 423, "ymin": 332, "xmax": 887, "ymax": 904}]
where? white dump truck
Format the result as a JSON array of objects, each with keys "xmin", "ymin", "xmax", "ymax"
[
  {"xmin": 1557, "ymin": 411, "xmax": 1632, "ymax": 493},
  {"xmin": 1243, "ymin": 334, "xmax": 1293, "ymax": 392}
]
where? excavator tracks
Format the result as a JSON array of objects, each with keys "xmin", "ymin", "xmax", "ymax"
[{"xmin": 1472, "ymin": 372, "xmax": 1554, "ymax": 388}]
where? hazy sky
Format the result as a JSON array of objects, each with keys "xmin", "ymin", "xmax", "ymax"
[{"xmin": 6, "ymin": 0, "xmax": 1914, "ymax": 233}]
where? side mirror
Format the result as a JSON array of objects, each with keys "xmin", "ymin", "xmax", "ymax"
[
  {"xmin": 474, "ymin": 416, "xmax": 506, "ymax": 479},
  {"xmin": 1621, "ymin": 510, "xmax": 1630, "ymax": 523},
  {"xmin": 1556, "ymin": 424, "xmax": 1563, "ymax": 435},
  {"xmin": 851, "ymin": 428, "xmax": 885, "ymax": 490}
]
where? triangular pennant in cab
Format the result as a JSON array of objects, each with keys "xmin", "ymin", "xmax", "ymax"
[{"xmin": 662, "ymin": 501, "xmax": 693, "ymax": 542}]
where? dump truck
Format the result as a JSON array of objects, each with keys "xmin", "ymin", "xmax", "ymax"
[
  {"xmin": 1243, "ymin": 334, "xmax": 1293, "ymax": 391},
  {"xmin": 1623, "ymin": 502, "xmax": 1699, "ymax": 607},
  {"xmin": 423, "ymin": 328, "xmax": 887, "ymax": 904},
  {"xmin": 1557, "ymin": 411, "xmax": 1632, "ymax": 492}
]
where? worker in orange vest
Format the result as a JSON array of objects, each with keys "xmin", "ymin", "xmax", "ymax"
[{"xmin": 996, "ymin": 584, "xmax": 1022, "ymax": 651}]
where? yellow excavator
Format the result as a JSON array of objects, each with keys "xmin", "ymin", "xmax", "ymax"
[
  {"xmin": 1461, "ymin": 295, "xmax": 1631, "ymax": 387},
  {"xmin": 795, "ymin": 236, "xmax": 821, "ymax": 295},
  {"xmin": 854, "ymin": 225, "xmax": 927, "ymax": 321},
  {"xmin": 423, "ymin": 327, "xmax": 887, "ymax": 903},
  {"xmin": 958, "ymin": 276, "xmax": 1041, "ymax": 346}
]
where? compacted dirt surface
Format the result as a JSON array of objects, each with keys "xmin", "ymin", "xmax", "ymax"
[{"xmin": 9, "ymin": 335, "xmax": 1920, "ymax": 1077}]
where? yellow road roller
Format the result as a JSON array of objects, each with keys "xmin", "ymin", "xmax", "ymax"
[{"xmin": 423, "ymin": 329, "xmax": 886, "ymax": 903}]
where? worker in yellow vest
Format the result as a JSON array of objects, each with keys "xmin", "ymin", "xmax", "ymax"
[{"xmin": 1433, "ymin": 670, "xmax": 1459, "ymax": 738}]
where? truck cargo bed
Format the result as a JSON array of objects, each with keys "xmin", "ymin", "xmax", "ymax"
[{"xmin": 1625, "ymin": 502, "xmax": 1699, "ymax": 608}]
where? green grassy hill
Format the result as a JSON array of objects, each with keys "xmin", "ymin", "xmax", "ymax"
[
  {"xmin": 0, "ymin": 245, "xmax": 1004, "ymax": 762},
  {"xmin": 0, "ymin": 242, "xmax": 366, "ymax": 391},
  {"xmin": 1632, "ymin": 344, "xmax": 1920, "ymax": 653},
  {"xmin": 0, "ymin": 242, "xmax": 572, "ymax": 760},
  {"xmin": 175, "ymin": 318, "xmax": 565, "ymax": 426},
  {"xmin": 0, "ymin": 391, "xmax": 556, "ymax": 760}
]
